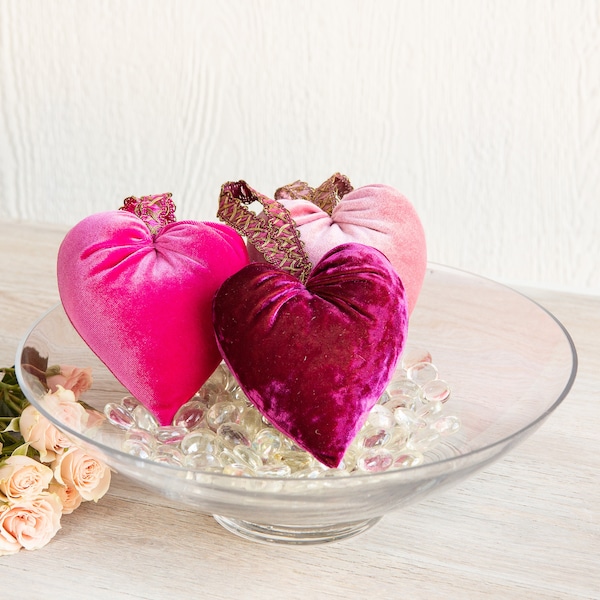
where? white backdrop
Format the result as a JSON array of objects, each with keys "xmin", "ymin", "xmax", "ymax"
[{"xmin": 1, "ymin": 0, "xmax": 598, "ymax": 293}]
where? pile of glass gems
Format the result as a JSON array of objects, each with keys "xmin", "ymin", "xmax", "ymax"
[{"xmin": 102, "ymin": 347, "xmax": 461, "ymax": 477}]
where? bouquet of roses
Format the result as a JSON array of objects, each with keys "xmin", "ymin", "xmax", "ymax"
[{"xmin": 0, "ymin": 363, "xmax": 111, "ymax": 556}]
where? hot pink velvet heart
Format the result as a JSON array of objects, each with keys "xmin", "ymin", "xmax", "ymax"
[
  {"xmin": 213, "ymin": 242, "xmax": 408, "ymax": 468},
  {"xmin": 57, "ymin": 211, "xmax": 249, "ymax": 425},
  {"xmin": 248, "ymin": 183, "xmax": 427, "ymax": 315}
]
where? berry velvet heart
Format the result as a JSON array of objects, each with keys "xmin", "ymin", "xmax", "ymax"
[
  {"xmin": 57, "ymin": 203, "xmax": 249, "ymax": 425},
  {"xmin": 213, "ymin": 242, "xmax": 408, "ymax": 468},
  {"xmin": 248, "ymin": 179, "xmax": 427, "ymax": 315}
]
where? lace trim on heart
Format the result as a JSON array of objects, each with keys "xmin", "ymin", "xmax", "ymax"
[
  {"xmin": 275, "ymin": 173, "xmax": 353, "ymax": 216},
  {"xmin": 120, "ymin": 193, "xmax": 176, "ymax": 235},
  {"xmin": 218, "ymin": 181, "xmax": 313, "ymax": 283}
]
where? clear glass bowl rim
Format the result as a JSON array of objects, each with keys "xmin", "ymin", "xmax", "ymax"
[{"xmin": 15, "ymin": 263, "xmax": 578, "ymax": 487}]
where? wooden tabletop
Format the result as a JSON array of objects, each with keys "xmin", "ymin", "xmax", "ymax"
[{"xmin": 1, "ymin": 220, "xmax": 598, "ymax": 600}]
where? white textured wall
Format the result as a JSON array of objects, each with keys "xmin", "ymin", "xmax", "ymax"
[{"xmin": 1, "ymin": 0, "xmax": 599, "ymax": 293}]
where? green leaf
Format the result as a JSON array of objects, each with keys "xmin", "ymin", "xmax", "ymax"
[
  {"xmin": 1, "ymin": 417, "xmax": 20, "ymax": 433},
  {"xmin": 12, "ymin": 443, "xmax": 31, "ymax": 456}
]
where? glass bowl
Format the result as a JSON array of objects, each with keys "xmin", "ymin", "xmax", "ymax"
[{"xmin": 15, "ymin": 264, "xmax": 577, "ymax": 545}]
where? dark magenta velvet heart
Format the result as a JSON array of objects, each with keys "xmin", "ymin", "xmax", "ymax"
[
  {"xmin": 57, "ymin": 210, "xmax": 249, "ymax": 425},
  {"xmin": 213, "ymin": 242, "xmax": 408, "ymax": 468}
]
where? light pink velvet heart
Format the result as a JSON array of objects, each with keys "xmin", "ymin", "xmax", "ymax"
[
  {"xmin": 248, "ymin": 181, "xmax": 427, "ymax": 315},
  {"xmin": 213, "ymin": 243, "xmax": 408, "ymax": 468},
  {"xmin": 57, "ymin": 209, "xmax": 249, "ymax": 425}
]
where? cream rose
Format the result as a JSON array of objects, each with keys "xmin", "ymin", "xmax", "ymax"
[
  {"xmin": 46, "ymin": 365, "xmax": 93, "ymax": 399},
  {"xmin": 42, "ymin": 386, "xmax": 89, "ymax": 430},
  {"xmin": 0, "ymin": 504, "xmax": 22, "ymax": 556},
  {"xmin": 20, "ymin": 386, "xmax": 89, "ymax": 462},
  {"xmin": 19, "ymin": 404, "xmax": 72, "ymax": 463},
  {"xmin": 0, "ymin": 455, "xmax": 53, "ymax": 501},
  {"xmin": 48, "ymin": 481, "xmax": 82, "ymax": 515},
  {"xmin": 0, "ymin": 493, "xmax": 62, "ymax": 553},
  {"xmin": 52, "ymin": 447, "xmax": 111, "ymax": 502}
]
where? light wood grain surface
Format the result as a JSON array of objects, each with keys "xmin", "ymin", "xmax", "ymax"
[{"xmin": 0, "ymin": 220, "xmax": 598, "ymax": 600}]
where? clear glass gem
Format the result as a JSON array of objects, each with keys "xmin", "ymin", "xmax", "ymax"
[
  {"xmin": 238, "ymin": 407, "xmax": 264, "ymax": 438},
  {"xmin": 121, "ymin": 395, "xmax": 140, "ymax": 412},
  {"xmin": 383, "ymin": 394, "xmax": 417, "ymax": 412},
  {"xmin": 132, "ymin": 404, "xmax": 159, "ymax": 432},
  {"xmin": 416, "ymin": 399, "xmax": 443, "ymax": 419},
  {"xmin": 386, "ymin": 424, "xmax": 410, "ymax": 450},
  {"xmin": 217, "ymin": 423, "xmax": 251, "ymax": 449},
  {"xmin": 153, "ymin": 445, "xmax": 185, "ymax": 466},
  {"xmin": 252, "ymin": 428, "xmax": 283, "ymax": 460},
  {"xmin": 272, "ymin": 450, "xmax": 313, "ymax": 473},
  {"xmin": 358, "ymin": 426, "xmax": 392, "ymax": 449},
  {"xmin": 206, "ymin": 363, "xmax": 238, "ymax": 393},
  {"xmin": 172, "ymin": 400, "xmax": 207, "ymax": 430},
  {"xmin": 218, "ymin": 447, "xmax": 239, "ymax": 467},
  {"xmin": 393, "ymin": 407, "xmax": 426, "ymax": 431},
  {"xmin": 232, "ymin": 445, "xmax": 263, "ymax": 471},
  {"xmin": 104, "ymin": 403, "xmax": 135, "ymax": 430},
  {"xmin": 421, "ymin": 379, "xmax": 451, "ymax": 404},
  {"xmin": 181, "ymin": 429, "xmax": 217, "ymax": 455},
  {"xmin": 431, "ymin": 415, "xmax": 462, "ymax": 436},
  {"xmin": 367, "ymin": 404, "xmax": 395, "ymax": 430},
  {"xmin": 205, "ymin": 401, "xmax": 241, "ymax": 431},
  {"xmin": 356, "ymin": 448, "xmax": 394, "ymax": 473},
  {"xmin": 156, "ymin": 425, "xmax": 188, "ymax": 445},
  {"xmin": 407, "ymin": 361, "xmax": 439, "ymax": 386},
  {"xmin": 122, "ymin": 438, "xmax": 153, "ymax": 459},
  {"xmin": 387, "ymin": 378, "xmax": 421, "ymax": 399},
  {"xmin": 126, "ymin": 427, "xmax": 157, "ymax": 447},
  {"xmin": 393, "ymin": 452, "xmax": 424, "ymax": 469}
]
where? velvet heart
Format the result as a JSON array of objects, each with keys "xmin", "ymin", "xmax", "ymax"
[
  {"xmin": 213, "ymin": 242, "xmax": 408, "ymax": 468},
  {"xmin": 248, "ymin": 179, "xmax": 427, "ymax": 315},
  {"xmin": 57, "ymin": 209, "xmax": 249, "ymax": 425}
]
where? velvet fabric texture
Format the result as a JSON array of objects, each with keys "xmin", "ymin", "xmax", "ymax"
[
  {"xmin": 213, "ymin": 243, "xmax": 408, "ymax": 468},
  {"xmin": 57, "ymin": 210, "xmax": 249, "ymax": 425},
  {"xmin": 247, "ymin": 184, "xmax": 427, "ymax": 315}
]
